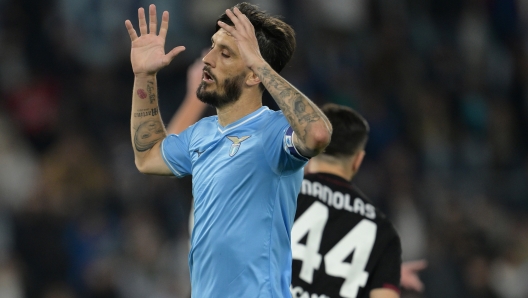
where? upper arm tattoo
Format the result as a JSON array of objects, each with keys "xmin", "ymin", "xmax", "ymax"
[{"xmin": 257, "ymin": 65, "xmax": 321, "ymax": 142}]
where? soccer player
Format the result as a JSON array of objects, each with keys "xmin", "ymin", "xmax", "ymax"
[
  {"xmin": 171, "ymin": 57, "xmax": 427, "ymax": 298},
  {"xmin": 124, "ymin": 3, "xmax": 332, "ymax": 297},
  {"xmin": 290, "ymin": 103, "xmax": 402, "ymax": 298}
]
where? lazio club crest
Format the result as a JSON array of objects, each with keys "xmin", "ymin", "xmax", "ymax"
[{"xmin": 226, "ymin": 136, "xmax": 251, "ymax": 157}]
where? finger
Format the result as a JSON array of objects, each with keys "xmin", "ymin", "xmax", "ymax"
[
  {"xmin": 125, "ymin": 20, "xmax": 139, "ymax": 41},
  {"xmin": 401, "ymin": 275, "xmax": 424, "ymax": 292},
  {"xmin": 410, "ymin": 277, "xmax": 424, "ymax": 292},
  {"xmin": 415, "ymin": 279, "xmax": 424, "ymax": 292},
  {"xmin": 240, "ymin": 13, "xmax": 255, "ymax": 34},
  {"xmin": 225, "ymin": 9, "xmax": 243, "ymax": 32},
  {"xmin": 149, "ymin": 4, "xmax": 157, "ymax": 34},
  {"xmin": 217, "ymin": 20, "xmax": 237, "ymax": 37},
  {"xmin": 163, "ymin": 46, "xmax": 186, "ymax": 65},
  {"xmin": 232, "ymin": 7, "xmax": 251, "ymax": 31},
  {"xmin": 138, "ymin": 7, "xmax": 148, "ymax": 35},
  {"xmin": 159, "ymin": 11, "xmax": 169, "ymax": 39},
  {"xmin": 407, "ymin": 260, "xmax": 428, "ymax": 271}
]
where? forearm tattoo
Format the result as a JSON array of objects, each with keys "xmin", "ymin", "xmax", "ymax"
[
  {"xmin": 134, "ymin": 120, "xmax": 165, "ymax": 152},
  {"xmin": 146, "ymin": 80, "xmax": 156, "ymax": 104},
  {"xmin": 137, "ymin": 89, "xmax": 148, "ymax": 99},
  {"xmin": 257, "ymin": 65, "xmax": 321, "ymax": 142},
  {"xmin": 133, "ymin": 108, "xmax": 159, "ymax": 118}
]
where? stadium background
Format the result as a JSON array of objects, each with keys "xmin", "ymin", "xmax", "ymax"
[{"xmin": 0, "ymin": 0, "xmax": 527, "ymax": 297}]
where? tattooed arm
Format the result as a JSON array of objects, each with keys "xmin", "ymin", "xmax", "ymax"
[
  {"xmin": 256, "ymin": 65, "xmax": 332, "ymax": 156},
  {"xmin": 130, "ymin": 76, "xmax": 172, "ymax": 174},
  {"xmin": 218, "ymin": 8, "xmax": 332, "ymax": 157},
  {"xmin": 125, "ymin": 5, "xmax": 185, "ymax": 174}
]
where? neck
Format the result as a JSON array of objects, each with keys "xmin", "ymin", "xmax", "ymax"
[
  {"xmin": 308, "ymin": 157, "xmax": 355, "ymax": 181},
  {"xmin": 216, "ymin": 92, "xmax": 262, "ymax": 127}
]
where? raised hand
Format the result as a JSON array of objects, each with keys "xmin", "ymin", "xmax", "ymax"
[
  {"xmin": 217, "ymin": 7, "xmax": 265, "ymax": 71},
  {"xmin": 125, "ymin": 4, "xmax": 185, "ymax": 76},
  {"xmin": 400, "ymin": 259, "xmax": 427, "ymax": 292}
]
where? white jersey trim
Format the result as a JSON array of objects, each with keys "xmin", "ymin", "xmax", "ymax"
[{"xmin": 217, "ymin": 107, "xmax": 269, "ymax": 134}]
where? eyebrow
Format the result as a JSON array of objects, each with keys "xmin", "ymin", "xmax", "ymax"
[{"xmin": 211, "ymin": 36, "xmax": 237, "ymax": 56}]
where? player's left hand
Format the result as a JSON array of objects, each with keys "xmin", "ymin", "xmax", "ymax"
[
  {"xmin": 400, "ymin": 259, "xmax": 427, "ymax": 292},
  {"xmin": 217, "ymin": 7, "xmax": 266, "ymax": 71}
]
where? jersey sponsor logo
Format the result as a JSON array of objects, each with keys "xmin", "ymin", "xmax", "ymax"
[
  {"xmin": 290, "ymin": 285, "xmax": 330, "ymax": 298},
  {"xmin": 226, "ymin": 135, "xmax": 251, "ymax": 157},
  {"xmin": 301, "ymin": 180, "xmax": 376, "ymax": 219}
]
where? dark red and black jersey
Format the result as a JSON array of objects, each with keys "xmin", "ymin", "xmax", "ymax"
[{"xmin": 290, "ymin": 173, "xmax": 402, "ymax": 298}]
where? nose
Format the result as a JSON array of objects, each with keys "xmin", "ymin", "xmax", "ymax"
[{"xmin": 202, "ymin": 49, "xmax": 215, "ymax": 68}]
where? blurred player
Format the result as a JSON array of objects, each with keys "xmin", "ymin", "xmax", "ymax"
[
  {"xmin": 124, "ymin": 3, "xmax": 332, "ymax": 297},
  {"xmin": 290, "ymin": 103, "xmax": 401, "ymax": 298}
]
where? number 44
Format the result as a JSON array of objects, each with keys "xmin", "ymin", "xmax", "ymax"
[{"xmin": 291, "ymin": 201, "xmax": 377, "ymax": 298}]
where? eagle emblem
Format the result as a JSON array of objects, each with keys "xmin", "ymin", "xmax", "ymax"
[{"xmin": 226, "ymin": 136, "xmax": 251, "ymax": 157}]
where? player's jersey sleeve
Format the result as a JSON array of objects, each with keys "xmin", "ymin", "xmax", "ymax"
[
  {"xmin": 369, "ymin": 225, "xmax": 402, "ymax": 293},
  {"xmin": 262, "ymin": 113, "xmax": 309, "ymax": 174},
  {"xmin": 160, "ymin": 127, "xmax": 193, "ymax": 178}
]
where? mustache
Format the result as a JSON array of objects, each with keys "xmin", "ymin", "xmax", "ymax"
[{"xmin": 203, "ymin": 66, "xmax": 217, "ymax": 81}]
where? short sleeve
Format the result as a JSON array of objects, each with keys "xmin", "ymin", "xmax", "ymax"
[
  {"xmin": 263, "ymin": 113, "xmax": 309, "ymax": 175},
  {"xmin": 161, "ymin": 131, "xmax": 192, "ymax": 178},
  {"xmin": 369, "ymin": 231, "xmax": 402, "ymax": 293}
]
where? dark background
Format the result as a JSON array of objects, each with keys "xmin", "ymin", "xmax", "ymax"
[{"xmin": 0, "ymin": 0, "xmax": 527, "ymax": 297}]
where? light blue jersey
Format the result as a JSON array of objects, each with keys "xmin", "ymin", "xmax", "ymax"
[{"xmin": 161, "ymin": 106, "xmax": 308, "ymax": 297}]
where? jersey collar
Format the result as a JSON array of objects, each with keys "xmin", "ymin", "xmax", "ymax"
[
  {"xmin": 217, "ymin": 106, "xmax": 269, "ymax": 134},
  {"xmin": 314, "ymin": 173, "xmax": 353, "ymax": 188}
]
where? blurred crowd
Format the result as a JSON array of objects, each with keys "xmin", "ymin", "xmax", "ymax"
[{"xmin": 0, "ymin": 0, "xmax": 527, "ymax": 297}]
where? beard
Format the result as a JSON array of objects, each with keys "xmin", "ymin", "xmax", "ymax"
[{"xmin": 196, "ymin": 72, "xmax": 246, "ymax": 109}]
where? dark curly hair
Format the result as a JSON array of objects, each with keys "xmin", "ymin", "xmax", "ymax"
[
  {"xmin": 321, "ymin": 103, "xmax": 370, "ymax": 158},
  {"xmin": 216, "ymin": 2, "xmax": 296, "ymax": 75}
]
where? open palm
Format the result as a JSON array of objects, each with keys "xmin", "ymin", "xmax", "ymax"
[{"xmin": 125, "ymin": 5, "xmax": 185, "ymax": 76}]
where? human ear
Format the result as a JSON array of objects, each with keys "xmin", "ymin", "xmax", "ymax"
[
  {"xmin": 352, "ymin": 150, "xmax": 366, "ymax": 174},
  {"xmin": 245, "ymin": 71, "xmax": 261, "ymax": 87}
]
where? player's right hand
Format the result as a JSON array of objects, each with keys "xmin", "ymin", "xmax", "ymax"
[{"xmin": 125, "ymin": 4, "xmax": 185, "ymax": 76}]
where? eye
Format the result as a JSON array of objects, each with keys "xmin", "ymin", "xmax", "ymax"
[{"xmin": 221, "ymin": 51, "xmax": 230, "ymax": 58}]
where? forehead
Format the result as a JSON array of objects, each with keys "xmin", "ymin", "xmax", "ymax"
[{"xmin": 212, "ymin": 29, "xmax": 236, "ymax": 46}]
